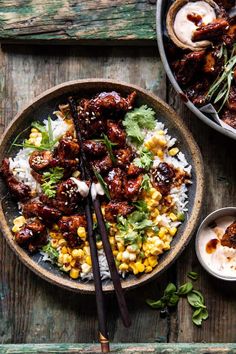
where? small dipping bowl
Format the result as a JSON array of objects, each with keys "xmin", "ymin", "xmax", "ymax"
[{"xmin": 196, "ymin": 207, "xmax": 236, "ymax": 281}]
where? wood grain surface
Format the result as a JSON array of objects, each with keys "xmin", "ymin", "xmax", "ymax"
[
  {"xmin": 0, "ymin": 1, "xmax": 156, "ymax": 44},
  {"xmin": 0, "ymin": 44, "xmax": 235, "ymax": 347}
]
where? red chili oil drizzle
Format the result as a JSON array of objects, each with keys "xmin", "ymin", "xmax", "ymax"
[
  {"xmin": 206, "ymin": 239, "xmax": 219, "ymax": 254},
  {"xmin": 187, "ymin": 12, "xmax": 203, "ymax": 26}
]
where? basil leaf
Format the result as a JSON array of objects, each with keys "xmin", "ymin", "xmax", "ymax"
[
  {"xmin": 177, "ymin": 282, "xmax": 193, "ymax": 295},
  {"xmin": 187, "ymin": 272, "xmax": 198, "ymax": 281},
  {"xmin": 187, "ymin": 292, "xmax": 206, "ymax": 309},
  {"xmin": 164, "ymin": 283, "xmax": 177, "ymax": 296},
  {"xmin": 168, "ymin": 293, "xmax": 180, "ymax": 307},
  {"xmin": 192, "ymin": 290, "xmax": 204, "ymax": 304},
  {"xmin": 146, "ymin": 299, "xmax": 165, "ymax": 309}
]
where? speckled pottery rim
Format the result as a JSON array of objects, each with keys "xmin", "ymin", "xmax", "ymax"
[
  {"xmin": 156, "ymin": 0, "xmax": 236, "ymax": 141},
  {"xmin": 0, "ymin": 79, "xmax": 204, "ymax": 293},
  {"xmin": 195, "ymin": 207, "xmax": 236, "ymax": 281}
]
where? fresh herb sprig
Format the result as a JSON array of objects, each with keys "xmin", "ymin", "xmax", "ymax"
[
  {"xmin": 93, "ymin": 168, "xmax": 111, "ymax": 200},
  {"xmin": 41, "ymin": 242, "xmax": 59, "ymax": 262},
  {"xmin": 207, "ymin": 44, "xmax": 236, "ymax": 112},
  {"xmin": 42, "ymin": 167, "xmax": 64, "ymax": 198},
  {"xmin": 133, "ymin": 147, "xmax": 154, "ymax": 170},
  {"xmin": 146, "ymin": 272, "xmax": 208, "ymax": 326},
  {"xmin": 140, "ymin": 174, "xmax": 151, "ymax": 191}
]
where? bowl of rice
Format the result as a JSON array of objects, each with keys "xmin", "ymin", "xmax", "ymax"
[{"xmin": 0, "ymin": 79, "xmax": 204, "ymax": 293}]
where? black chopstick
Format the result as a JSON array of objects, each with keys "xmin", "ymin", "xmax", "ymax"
[
  {"xmin": 68, "ymin": 97, "xmax": 110, "ymax": 353},
  {"xmin": 68, "ymin": 96, "xmax": 131, "ymax": 328}
]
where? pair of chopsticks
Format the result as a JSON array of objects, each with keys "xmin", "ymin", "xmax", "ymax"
[{"xmin": 68, "ymin": 97, "xmax": 131, "ymax": 353}]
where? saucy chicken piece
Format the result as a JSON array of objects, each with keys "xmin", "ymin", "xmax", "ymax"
[
  {"xmin": 223, "ymin": 21, "xmax": 236, "ymax": 47},
  {"xmin": 221, "ymin": 221, "xmax": 236, "ymax": 249},
  {"xmin": 23, "ymin": 200, "xmax": 62, "ymax": 222},
  {"xmin": 29, "ymin": 150, "xmax": 53, "ymax": 171},
  {"xmin": 152, "ymin": 162, "xmax": 175, "ymax": 196},
  {"xmin": 114, "ymin": 147, "xmax": 134, "ymax": 168},
  {"xmin": 91, "ymin": 155, "xmax": 113, "ymax": 175},
  {"xmin": 127, "ymin": 163, "xmax": 144, "ymax": 177},
  {"xmin": 185, "ymin": 78, "xmax": 210, "ymax": 106},
  {"xmin": 221, "ymin": 109, "xmax": 236, "ymax": 129},
  {"xmin": 227, "ymin": 85, "xmax": 236, "ymax": 111},
  {"xmin": 172, "ymin": 51, "xmax": 205, "ymax": 86},
  {"xmin": 15, "ymin": 218, "xmax": 47, "ymax": 253},
  {"xmin": 58, "ymin": 215, "xmax": 86, "ymax": 234},
  {"xmin": 0, "ymin": 158, "xmax": 31, "ymax": 201},
  {"xmin": 192, "ymin": 18, "xmax": 229, "ymax": 42},
  {"xmin": 104, "ymin": 201, "xmax": 134, "ymax": 222},
  {"xmin": 83, "ymin": 140, "xmax": 107, "ymax": 157},
  {"xmin": 107, "ymin": 120, "xmax": 126, "ymax": 147},
  {"xmin": 124, "ymin": 175, "xmax": 143, "ymax": 201},
  {"xmin": 105, "ymin": 168, "xmax": 124, "ymax": 200},
  {"xmin": 57, "ymin": 134, "xmax": 80, "ymax": 160}
]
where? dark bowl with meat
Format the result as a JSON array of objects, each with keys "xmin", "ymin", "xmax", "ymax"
[
  {"xmin": 0, "ymin": 79, "xmax": 204, "ymax": 293},
  {"xmin": 156, "ymin": 0, "xmax": 236, "ymax": 140}
]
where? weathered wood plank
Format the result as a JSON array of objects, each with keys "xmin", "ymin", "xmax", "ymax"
[
  {"xmin": 0, "ymin": 1, "xmax": 156, "ymax": 44},
  {"xmin": 0, "ymin": 343, "xmax": 236, "ymax": 353}
]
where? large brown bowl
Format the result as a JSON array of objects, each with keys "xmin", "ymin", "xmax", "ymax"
[{"xmin": 0, "ymin": 79, "xmax": 204, "ymax": 293}]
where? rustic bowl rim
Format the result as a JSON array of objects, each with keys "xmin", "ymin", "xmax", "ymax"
[
  {"xmin": 0, "ymin": 78, "xmax": 204, "ymax": 293},
  {"xmin": 195, "ymin": 207, "xmax": 236, "ymax": 282},
  {"xmin": 156, "ymin": 0, "xmax": 236, "ymax": 141}
]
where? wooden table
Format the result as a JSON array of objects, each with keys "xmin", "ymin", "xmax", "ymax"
[{"xmin": 0, "ymin": 8, "xmax": 236, "ymax": 354}]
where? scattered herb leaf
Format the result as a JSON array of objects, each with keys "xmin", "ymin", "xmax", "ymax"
[
  {"xmin": 177, "ymin": 282, "xmax": 193, "ymax": 295},
  {"xmin": 140, "ymin": 174, "xmax": 151, "ymax": 191},
  {"xmin": 93, "ymin": 168, "xmax": 110, "ymax": 200},
  {"xmin": 42, "ymin": 167, "xmax": 64, "ymax": 198},
  {"xmin": 133, "ymin": 147, "xmax": 154, "ymax": 170},
  {"xmin": 187, "ymin": 271, "xmax": 198, "ymax": 281},
  {"xmin": 41, "ymin": 242, "xmax": 59, "ymax": 262}
]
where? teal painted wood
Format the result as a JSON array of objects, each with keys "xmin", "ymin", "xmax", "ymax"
[
  {"xmin": 0, "ymin": 0, "xmax": 156, "ymax": 44},
  {"xmin": 0, "ymin": 343, "xmax": 236, "ymax": 353}
]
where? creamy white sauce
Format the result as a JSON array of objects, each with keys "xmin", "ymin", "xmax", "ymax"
[
  {"xmin": 174, "ymin": 1, "xmax": 216, "ymax": 48},
  {"xmin": 91, "ymin": 182, "xmax": 105, "ymax": 201},
  {"xmin": 70, "ymin": 177, "xmax": 90, "ymax": 198},
  {"xmin": 198, "ymin": 216, "xmax": 236, "ymax": 278}
]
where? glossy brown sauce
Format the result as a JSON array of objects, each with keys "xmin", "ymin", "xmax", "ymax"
[
  {"xmin": 187, "ymin": 12, "xmax": 203, "ymax": 26},
  {"xmin": 206, "ymin": 238, "xmax": 219, "ymax": 254}
]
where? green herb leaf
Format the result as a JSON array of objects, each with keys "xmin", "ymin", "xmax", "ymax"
[
  {"xmin": 133, "ymin": 147, "xmax": 154, "ymax": 170},
  {"xmin": 177, "ymin": 282, "xmax": 193, "ymax": 295},
  {"xmin": 132, "ymin": 200, "xmax": 149, "ymax": 213},
  {"xmin": 102, "ymin": 134, "xmax": 116, "ymax": 164},
  {"xmin": 93, "ymin": 168, "xmax": 110, "ymax": 200},
  {"xmin": 177, "ymin": 212, "xmax": 185, "ymax": 222},
  {"xmin": 140, "ymin": 174, "xmax": 151, "ymax": 191},
  {"xmin": 168, "ymin": 293, "xmax": 180, "ymax": 307},
  {"xmin": 187, "ymin": 271, "xmax": 198, "ymax": 281},
  {"xmin": 41, "ymin": 242, "xmax": 59, "ymax": 262},
  {"xmin": 146, "ymin": 298, "xmax": 165, "ymax": 309},
  {"xmin": 164, "ymin": 283, "xmax": 177, "ymax": 296},
  {"xmin": 123, "ymin": 105, "xmax": 156, "ymax": 145},
  {"xmin": 192, "ymin": 308, "xmax": 209, "ymax": 326},
  {"xmin": 42, "ymin": 167, "xmax": 64, "ymax": 198},
  {"xmin": 187, "ymin": 291, "xmax": 206, "ymax": 309}
]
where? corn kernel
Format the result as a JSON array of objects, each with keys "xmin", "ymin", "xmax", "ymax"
[
  {"xmin": 86, "ymin": 256, "xmax": 92, "ymax": 266},
  {"xmin": 148, "ymin": 256, "xmax": 158, "ymax": 268},
  {"xmin": 169, "ymin": 227, "xmax": 177, "ymax": 237},
  {"xmin": 113, "ymin": 250, "xmax": 118, "ymax": 256},
  {"xmin": 169, "ymin": 147, "xmax": 179, "ymax": 156},
  {"xmin": 96, "ymin": 241, "xmax": 103, "ymax": 250},
  {"xmin": 83, "ymin": 246, "xmax": 90, "ymax": 255},
  {"xmin": 58, "ymin": 238, "xmax": 67, "ymax": 247},
  {"xmin": 119, "ymin": 263, "xmax": 129, "ymax": 271},
  {"xmin": 109, "ymin": 236, "xmax": 115, "ymax": 246},
  {"xmin": 62, "ymin": 264, "xmax": 71, "ymax": 272},
  {"xmin": 135, "ymin": 262, "xmax": 145, "ymax": 273},
  {"xmin": 146, "ymin": 229, "xmax": 154, "ymax": 237},
  {"xmin": 71, "ymin": 249, "xmax": 84, "ymax": 259},
  {"xmin": 58, "ymin": 254, "xmax": 64, "ymax": 265},
  {"xmin": 77, "ymin": 226, "xmax": 87, "ymax": 240},
  {"xmin": 169, "ymin": 213, "xmax": 177, "ymax": 222},
  {"xmin": 129, "ymin": 262, "xmax": 139, "ymax": 275},
  {"xmin": 70, "ymin": 259, "xmax": 76, "ymax": 267},
  {"xmin": 143, "ymin": 259, "xmax": 149, "ymax": 267},
  {"xmin": 70, "ymin": 268, "xmax": 80, "ymax": 279},
  {"xmin": 145, "ymin": 266, "xmax": 153, "ymax": 273},
  {"xmin": 158, "ymin": 227, "xmax": 167, "ymax": 239},
  {"xmin": 157, "ymin": 149, "xmax": 164, "ymax": 159},
  {"xmin": 117, "ymin": 252, "xmax": 123, "ymax": 261},
  {"xmin": 117, "ymin": 243, "xmax": 125, "ymax": 252},
  {"xmin": 31, "ymin": 128, "xmax": 39, "ymax": 133},
  {"xmin": 63, "ymin": 254, "xmax": 72, "ymax": 264},
  {"xmin": 61, "ymin": 246, "xmax": 68, "ymax": 254},
  {"xmin": 50, "ymin": 239, "xmax": 58, "ymax": 248}
]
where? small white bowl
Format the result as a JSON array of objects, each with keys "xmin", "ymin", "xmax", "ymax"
[{"xmin": 195, "ymin": 207, "xmax": 236, "ymax": 281}]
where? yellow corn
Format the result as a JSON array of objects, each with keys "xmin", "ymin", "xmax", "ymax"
[
  {"xmin": 62, "ymin": 254, "xmax": 72, "ymax": 264},
  {"xmin": 117, "ymin": 243, "xmax": 125, "ymax": 252},
  {"xmin": 158, "ymin": 227, "xmax": 168, "ymax": 239},
  {"xmin": 86, "ymin": 256, "xmax": 92, "ymax": 266},
  {"xmin": 169, "ymin": 227, "xmax": 177, "ymax": 237},
  {"xmin": 50, "ymin": 239, "xmax": 58, "ymax": 248},
  {"xmin": 117, "ymin": 252, "xmax": 123, "ymax": 261},
  {"xmin": 31, "ymin": 128, "xmax": 39, "ymax": 133},
  {"xmin": 146, "ymin": 229, "xmax": 154, "ymax": 237},
  {"xmin": 135, "ymin": 262, "xmax": 145, "ymax": 273},
  {"xmin": 113, "ymin": 250, "xmax": 118, "ymax": 256},
  {"xmin": 71, "ymin": 249, "xmax": 84, "ymax": 259},
  {"xmin": 62, "ymin": 264, "xmax": 71, "ymax": 272},
  {"xmin": 119, "ymin": 263, "xmax": 129, "ymax": 272},
  {"xmin": 96, "ymin": 241, "xmax": 103, "ymax": 250},
  {"xmin": 77, "ymin": 227, "xmax": 86, "ymax": 240},
  {"xmin": 145, "ymin": 266, "xmax": 153, "ymax": 273},
  {"xmin": 58, "ymin": 238, "xmax": 67, "ymax": 247},
  {"xmin": 70, "ymin": 259, "xmax": 76, "ymax": 267},
  {"xmin": 70, "ymin": 268, "xmax": 80, "ymax": 279},
  {"xmin": 157, "ymin": 149, "xmax": 164, "ymax": 159},
  {"xmin": 169, "ymin": 147, "xmax": 179, "ymax": 156},
  {"xmin": 12, "ymin": 216, "xmax": 26, "ymax": 232},
  {"xmin": 169, "ymin": 213, "xmax": 177, "ymax": 221},
  {"xmin": 143, "ymin": 259, "xmax": 149, "ymax": 267},
  {"xmin": 148, "ymin": 256, "xmax": 158, "ymax": 268},
  {"xmin": 109, "ymin": 237, "xmax": 115, "ymax": 246},
  {"xmin": 83, "ymin": 246, "xmax": 90, "ymax": 255},
  {"xmin": 61, "ymin": 246, "xmax": 68, "ymax": 254}
]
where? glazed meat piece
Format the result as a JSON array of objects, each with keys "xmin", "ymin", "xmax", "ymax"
[
  {"xmin": 57, "ymin": 134, "xmax": 80, "ymax": 160},
  {"xmin": 203, "ymin": 48, "xmax": 224, "ymax": 76},
  {"xmin": 172, "ymin": 51, "xmax": 205, "ymax": 86},
  {"xmin": 83, "ymin": 140, "xmax": 107, "ymax": 157},
  {"xmin": 227, "ymin": 85, "xmax": 236, "ymax": 111},
  {"xmin": 221, "ymin": 221, "xmax": 236, "ymax": 249},
  {"xmin": 192, "ymin": 18, "xmax": 229, "ymax": 42},
  {"xmin": 104, "ymin": 201, "xmax": 134, "ymax": 222},
  {"xmin": 0, "ymin": 158, "xmax": 31, "ymax": 201},
  {"xmin": 124, "ymin": 175, "xmax": 143, "ymax": 201},
  {"xmin": 39, "ymin": 194, "xmax": 77, "ymax": 216},
  {"xmin": 185, "ymin": 78, "xmax": 210, "ymax": 106},
  {"xmin": 29, "ymin": 150, "xmax": 53, "ymax": 171},
  {"xmin": 127, "ymin": 163, "xmax": 144, "ymax": 177},
  {"xmin": 107, "ymin": 120, "xmax": 126, "ymax": 147},
  {"xmin": 91, "ymin": 155, "xmax": 113, "ymax": 175},
  {"xmin": 23, "ymin": 200, "xmax": 62, "ymax": 222},
  {"xmin": 58, "ymin": 215, "xmax": 86, "ymax": 234},
  {"xmin": 221, "ymin": 109, "xmax": 236, "ymax": 129},
  {"xmin": 223, "ymin": 21, "xmax": 236, "ymax": 47},
  {"xmin": 15, "ymin": 218, "xmax": 47, "ymax": 253},
  {"xmin": 77, "ymin": 107, "xmax": 105, "ymax": 139},
  {"xmin": 105, "ymin": 168, "xmax": 124, "ymax": 200},
  {"xmin": 31, "ymin": 170, "xmax": 43, "ymax": 184},
  {"xmin": 56, "ymin": 178, "xmax": 84, "ymax": 205},
  {"xmin": 114, "ymin": 147, "xmax": 134, "ymax": 168},
  {"xmin": 152, "ymin": 162, "xmax": 175, "ymax": 196},
  {"xmin": 81, "ymin": 91, "xmax": 136, "ymax": 118}
]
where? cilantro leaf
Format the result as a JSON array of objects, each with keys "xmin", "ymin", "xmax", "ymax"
[
  {"xmin": 42, "ymin": 167, "xmax": 64, "ymax": 198},
  {"xmin": 140, "ymin": 174, "xmax": 151, "ymax": 191},
  {"xmin": 41, "ymin": 242, "xmax": 59, "ymax": 262},
  {"xmin": 133, "ymin": 147, "xmax": 154, "ymax": 170}
]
